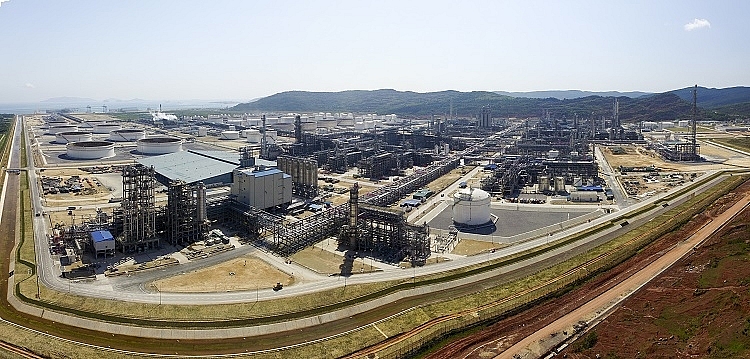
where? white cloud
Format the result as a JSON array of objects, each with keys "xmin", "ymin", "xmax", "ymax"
[
  {"xmin": 684, "ymin": 18, "xmax": 711, "ymax": 31},
  {"xmin": 25, "ymin": 83, "xmax": 35, "ymax": 88}
]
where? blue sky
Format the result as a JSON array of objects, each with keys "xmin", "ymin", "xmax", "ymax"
[{"xmin": 0, "ymin": 0, "xmax": 746, "ymax": 102}]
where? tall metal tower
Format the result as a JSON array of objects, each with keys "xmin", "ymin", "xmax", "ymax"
[
  {"xmin": 260, "ymin": 114, "xmax": 267, "ymax": 159},
  {"xmin": 691, "ymin": 85, "xmax": 698, "ymax": 157},
  {"xmin": 294, "ymin": 114, "xmax": 302, "ymax": 143}
]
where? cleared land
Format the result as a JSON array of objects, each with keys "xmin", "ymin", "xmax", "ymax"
[
  {"xmin": 290, "ymin": 246, "xmax": 379, "ymax": 275},
  {"xmin": 561, "ymin": 183, "xmax": 750, "ymax": 358},
  {"xmin": 153, "ymin": 255, "xmax": 294, "ymax": 292}
]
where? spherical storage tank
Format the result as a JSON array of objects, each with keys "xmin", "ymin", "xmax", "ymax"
[
  {"xmin": 137, "ymin": 137, "xmax": 183, "ymax": 155},
  {"xmin": 108, "ymin": 129, "xmax": 146, "ymax": 142},
  {"xmin": 48, "ymin": 125, "xmax": 78, "ymax": 135},
  {"xmin": 66, "ymin": 141, "xmax": 116, "ymax": 160},
  {"xmin": 92, "ymin": 123, "xmax": 122, "ymax": 134},
  {"xmin": 452, "ymin": 187, "xmax": 492, "ymax": 226},
  {"xmin": 55, "ymin": 131, "xmax": 93, "ymax": 144}
]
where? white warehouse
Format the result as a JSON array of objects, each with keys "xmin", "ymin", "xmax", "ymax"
[{"xmin": 230, "ymin": 168, "xmax": 292, "ymax": 210}]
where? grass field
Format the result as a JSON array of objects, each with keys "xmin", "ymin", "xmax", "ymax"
[{"xmin": 711, "ymin": 137, "xmax": 750, "ymax": 153}]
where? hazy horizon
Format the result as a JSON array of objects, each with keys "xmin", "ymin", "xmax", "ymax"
[{"xmin": 1, "ymin": 1, "xmax": 747, "ymax": 103}]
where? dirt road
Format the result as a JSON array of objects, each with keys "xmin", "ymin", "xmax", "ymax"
[{"xmin": 496, "ymin": 192, "xmax": 750, "ymax": 359}]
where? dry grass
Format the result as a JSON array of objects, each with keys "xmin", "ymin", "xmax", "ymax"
[
  {"xmin": 154, "ymin": 255, "xmax": 294, "ymax": 293},
  {"xmin": 451, "ymin": 239, "xmax": 511, "ymax": 256}
]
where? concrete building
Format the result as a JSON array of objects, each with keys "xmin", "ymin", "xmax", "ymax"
[
  {"xmin": 91, "ymin": 230, "xmax": 115, "ymax": 258},
  {"xmin": 230, "ymin": 168, "xmax": 292, "ymax": 210}
]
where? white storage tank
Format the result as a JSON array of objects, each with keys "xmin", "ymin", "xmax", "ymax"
[
  {"xmin": 66, "ymin": 141, "xmax": 116, "ymax": 159},
  {"xmin": 452, "ymin": 187, "xmax": 492, "ymax": 226},
  {"xmin": 246, "ymin": 129, "xmax": 261, "ymax": 143},
  {"xmin": 92, "ymin": 123, "xmax": 122, "ymax": 134},
  {"xmin": 108, "ymin": 129, "xmax": 146, "ymax": 142},
  {"xmin": 354, "ymin": 122, "xmax": 366, "ymax": 130},
  {"xmin": 301, "ymin": 121, "xmax": 317, "ymax": 131},
  {"xmin": 197, "ymin": 127, "xmax": 208, "ymax": 137},
  {"xmin": 318, "ymin": 118, "xmax": 337, "ymax": 129},
  {"xmin": 220, "ymin": 130, "xmax": 240, "ymax": 140},
  {"xmin": 48, "ymin": 125, "xmax": 78, "ymax": 134},
  {"xmin": 55, "ymin": 131, "xmax": 93, "ymax": 144},
  {"xmin": 137, "ymin": 137, "xmax": 183, "ymax": 155}
]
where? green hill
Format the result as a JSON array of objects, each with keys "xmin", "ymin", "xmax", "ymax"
[{"xmin": 231, "ymin": 89, "xmax": 736, "ymax": 122}]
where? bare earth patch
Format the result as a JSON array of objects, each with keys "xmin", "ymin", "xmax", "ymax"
[
  {"xmin": 153, "ymin": 255, "xmax": 294, "ymax": 292},
  {"xmin": 451, "ymin": 239, "xmax": 511, "ymax": 256},
  {"xmin": 291, "ymin": 247, "xmax": 379, "ymax": 275}
]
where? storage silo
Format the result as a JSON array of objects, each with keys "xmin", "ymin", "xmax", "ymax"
[
  {"xmin": 137, "ymin": 137, "xmax": 183, "ymax": 155},
  {"xmin": 554, "ymin": 177, "xmax": 566, "ymax": 193},
  {"xmin": 539, "ymin": 176, "xmax": 550, "ymax": 192},
  {"xmin": 452, "ymin": 187, "xmax": 492, "ymax": 226},
  {"xmin": 66, "ymin": 141, "xmax": 116, "ymax": 159},
  {"xmin": 55, "ymin": 131, "xmax": 93, "ymax": 144}
]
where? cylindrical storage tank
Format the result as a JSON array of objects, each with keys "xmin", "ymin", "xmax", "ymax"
[
  {"xmin": 55, "ymin": 131, "xmax": 93, "ymax": 144},
  {"xmin": 354, "ymin": 122, "xmax": 366, "ymax": 130},
  {"xmin": 92, "ymin": 123, "xmax": 122, "ymax": 134},
  {"xmin": 554, "ymin": 177, "xmax": 565, "ymax": 192},
  {"xmin": 137, "ymin": 137, "xmax": 183, "ymax": 155},
  {"xmin": 365, "ymin": 120, "xmax": 375, "ymax": 129},
  {"xmin": 265, "ymin": 117, "xmax": 278, "ymax": 125},
  {"xmin": 66, "ymin": 141, "xmax": 115, "ymax": 160},
  {"xmin": 278, "ymin": 116, "xmax": 294, "ymax": 124},
  {"xmin": 219, "ymin": 130, "xmax": 240, "ymax": 140},
  {"xmin": 108, "ymin": 129, "xmax": 146, "ymax": 142},
  {"xmin": 301, "ymin": 121, "xmax": 317, "ymax": 131},
  {"xmin": 246, "ymin": 129, "xmax": 261, "ymax": 143},
  {"xmin": 48, "ymin": 125, "xmax": 78, "ymax": 134},
  {"xmin": 452, "ymin": 187, "xmax": 491, "ymax": 226},
  {"xmin": 197, "ymin": 127, "xmax": 208, "ymax": 137},
  {"xmin": 539, "ymin": 176, "xmax": 550, "ymax": 192},
  {"xmin": 318, "ymin": 118, "xmax": 337, "ymax": 129},
  {"xmin": 338, "ymin": 118, "xmax": 354, "ymax": 127}
]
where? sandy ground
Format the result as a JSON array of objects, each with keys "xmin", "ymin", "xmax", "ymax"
[
  {"xmin": 291, "ymin": 246, "xmax": 379, "ymax": 275},
  {"xmin": 153, "ymin": 255, "xmax": 294, "ymax": 293}
]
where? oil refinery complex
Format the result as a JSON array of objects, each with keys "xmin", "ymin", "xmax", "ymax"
[{"xmin": 3, "ymin": 91, "xmax": 749, "ymax": 358}]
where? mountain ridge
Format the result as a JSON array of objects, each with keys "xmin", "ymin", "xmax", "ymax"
[{"xmin": 231, "ymin": 87, "xmax": 748, "ymax": 121}]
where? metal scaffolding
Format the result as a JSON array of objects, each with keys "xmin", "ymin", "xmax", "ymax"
[
  {"xmin": 166, "ymin": 180, "xmax": 207, "ymax": 246},
  {"xmin": 119, "ymin": 164, "xmax": 158, "ymax": 252}
]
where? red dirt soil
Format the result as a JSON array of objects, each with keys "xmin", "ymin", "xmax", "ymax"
[{"xmin": 426, "ymin": 180, "xmax": 750, "ymax": 359}]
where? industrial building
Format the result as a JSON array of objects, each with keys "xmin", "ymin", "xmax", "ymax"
[
  {"xmin": 230, "ymin": 168, "xmax": 292, "ymax": 211},
  {"xmin": 138, "ymin": 150, "xmax": 241, "ymax": 186}
]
